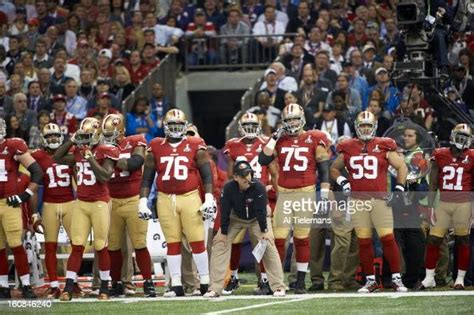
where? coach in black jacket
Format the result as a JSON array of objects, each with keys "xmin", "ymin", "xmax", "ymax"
[{"xmin": 205, "ymin": 160, "xmax": 285, "ymax": 298}]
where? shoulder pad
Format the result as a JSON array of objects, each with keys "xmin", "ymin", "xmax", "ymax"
[
  {"xmin": 8, "ymin": 138, "xmax": 28, "ymax": 155},
  {"xmin": 379, "ymin": 137, "xmax": 397, "ymax": 151}
]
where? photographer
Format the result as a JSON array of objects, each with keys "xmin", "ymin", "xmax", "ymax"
[{"xmin": 205, "ymin": 160, "xmax": 285, "ymax": 297}]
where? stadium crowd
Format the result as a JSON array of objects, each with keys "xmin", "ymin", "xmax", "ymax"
[{"xmin": 0, "ymin": 0, "xmax": 473, "ymax": 301}]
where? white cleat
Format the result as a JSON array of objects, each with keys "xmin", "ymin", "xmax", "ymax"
[
  {"xmin": 273, "ymin": 289, "xmax": 286, "ymax": 297},
  {"xmin": 392, "ymin": 275, "xmax": 408, "ymax": 292},
  {"xmin": 203, "ymin": 290, "xmax": 219, "ymax": 298},
  {"xmin": 416, "ymin": 278, "xmax": 436, "ymax": 290}
]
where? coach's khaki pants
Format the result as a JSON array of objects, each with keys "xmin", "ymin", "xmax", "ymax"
[
  {"xmin": 328, "ymin": 226, "xmax": 359, "ymax": 286},
  {"xmin": 210, "ymin": 215, "xmax": 285, "ymax": 294},
  {"xmin": 309, "ymin": 228, "xmax": 327, "ymax": 285}
]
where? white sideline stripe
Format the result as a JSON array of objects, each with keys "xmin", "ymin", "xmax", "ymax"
[
  {"xmin": 204, "ymin": 297, "xmax": 313, "ymax": 315},
  {"xmin": 0, "ymin": 290, "xmax": 472, "ymax": 305}
]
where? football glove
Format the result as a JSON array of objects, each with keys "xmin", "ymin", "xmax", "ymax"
[
  {"xmin": 138, "ymin": 197, "xmax": 153, "ymax": 220},
  {"xmin": 336, "ymin": 176, "xmax": 351, "ymax": 196},
  {"xmin": 200, "ymin": 193, "xmax": 217, "ymax": 221},
  {"xmin": 387, "ymin": 184, "xmax": 408, "ymax": 207},
  {"xmin": 272, "ymin": 127, "xmax": 286, "ymax": 141},
  {"xmin": 7, "ymin": 189, "xmax": 33, "ymax": 207},
  {"xmin": 30, "ymin": 213, "xmax": 44, "ymax": 234}
]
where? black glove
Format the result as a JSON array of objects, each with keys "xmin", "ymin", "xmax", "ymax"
[
  {"xmin": 272, "ymin": 127, "xmax": 286, "ymax": 141},
  {"xmin": 387, "ymin": 184, "xmax": 410, "ymax": 208},
  {"xmin": 7, "ymin": 190, "xmax": 33, "ymax": 208}
]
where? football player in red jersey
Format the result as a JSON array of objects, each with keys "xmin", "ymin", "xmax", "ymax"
[
  {"xmin": 259, "ymin": 103, "xmax": 331, "ymax": 294},
  {"xmin": 30, "ymin": 123, "xmax": 77, "ymax": 299},
  {"xmin": 101, "ymin": 114, "xmax": 156, "ymax": 298},
  {"xmin": 0, "ymin": 117, "xmax": 43, "ymax": 299},
  {"xmin": 330, "ymin": 111, "xmax": 408, "ymax": 293},
  {"xmin": 223, "ymin": 113, "xmax": 278, "ymax": 294},
  {"xmin": 53, "ymin": 117, "xmax": 119, "ymax": 301},
  {"xmin": 139, "ymin": 109, "xmax": 216, "ymax": 297},
  {"xmin": 418, "ymin": 124, "xmax": 473, "ymax": 290}
]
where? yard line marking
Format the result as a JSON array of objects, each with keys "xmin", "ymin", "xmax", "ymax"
[
  {"xmin": 204, "ymin": 297, "xmax": 315, "ymax": 315},
  {"xmin": 1, "ymin": 290, "xmax": 473, "ymax": 305}
]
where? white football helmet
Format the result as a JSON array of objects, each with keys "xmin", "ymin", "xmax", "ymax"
[
  {"xmin": 164, "ymin": 109, "xmax": 188, "ymax": 139},
  {"xmin": 238, "ymin": 112, "xmax": 262, "ymax": 138},
  {"xmin": 450, "ymin": 123, "xmax": 472, "ymax": 150},
  {"xmin": 41, "ymin": 123, "xmax": 64, "ymax": 149},
  {"xmin": 355, "ymin": 111, "xmax": 377, "ymax": 141},
  {"xmin": 282, "ymin": 103, "xmax": 305, "ymax": 135},
  {"xmin": 75, "ymin": 117, "xmax": 102, "ymax": 146}
]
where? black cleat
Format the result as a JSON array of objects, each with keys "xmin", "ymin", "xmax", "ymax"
[
  {"xmin": 143, "ymin": 280, "xmax": 156, "ymax": 297},
  {"xmin": 308, "ymin": 282, "xmax": 324, "ymax": 292},
  {"xmin": 200, "ymin": 284, "xmax": 209, "ymax": 296},
  {"xmin": 222, "ymin": 276, "xmax": 240, "ymax": 295},
  {"xmin": 294, "ymin": 271, "xmax": 307, "ymax": 294},
  {"xmin": 164, "ymin": 286, "xmax": 185, "ymax": 297},
  {"xmin": 254, "ymin": 281, "xmax": 272, "ymax": 295},
  {"xmin": 0, "ymin": 286, "xmax": 11, "ymax": 299},
  {"xmin": 110, "ymin": 282, "xmax": 124, "ymax": 297},
  {"xmin": 22, "ymin": 285, "xmax": 37, "ymax": 299}
]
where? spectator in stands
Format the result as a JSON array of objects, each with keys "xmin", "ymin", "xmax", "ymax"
[
  {"xmin": 145, "ymin": 12, "xmax": 184, "ymax": 47},
  {"xmin": 259, "ymin": 68, "xmax": 286, "ymax": 110},
  {"xmin": 50, "ymin": 93, "xmax": 77, "ymax": 139},
  {"xmin": 366, "ymin": 23, "xmax": 385, "ymax": 56},
  {"xmin": 25, "ymin": 19, "xmax": 40, "ymax": 52},
  {"xmin": 0, "ymin": 45, "xmax": 15, "ymax": 77},
  {"xmin": 252, "ymin": 5, "xmax": 285, "ymax": 63},
  {"xmin": 204, "ymin": 0, "xmax": 226, "ymax": 30},
  {"xmin": 304, "ymin": 26, "xmax": 331, "ymax": 57},
  {"xmin": 12, "ymin": 92, "xmax": 37, "ymax": 137},
  {"xmin": 257, "ymin": 0, "xmax": 289, "ymax": 27},
  {"xmin": 330, "ymin": 90, "xmax": 350, "ymax": 122},
  {"xmin": 28, "ymin": 110, "xmax": 51, "ymax": 149},
  {"xmin": 126, "ymin": 11, "xmax": 145, "ymax": 50},
  {"xmin": 286, "ymin": 1, "xmax": 316, "ymax": 34},
  {"xmin": 149, "ymin": 83, "xmax": 172, "ymax": 136},
  {"xmin": 445, "ymin": 64, "xmax": 474, "ymax": 110},
  {"xmin": 342, "ymin": 60, "xmax": 369, "ymax": 105},
  {"xmin": 7, "ymin": 35, "xmax": 21, "ymax": 63},
  {"xmin": 383, "ymin": 53, "xmax": 395, "ymax": 72},
  {"xmin": 382, "ymin": 17, "xmax": 400, "ymax": 50},
  {"xmin": 315, "ymin": 49, "xmax": 337, "ymax": 86},
  {"xmin": 126, "ymin": 96, "xmax": 159, "ymax": 143},
  {"xmin": 367, "ymin": 97, "xmax": 391, "ymax": 137},
  {"xmin": 33, "ymin": 38, "xmax": 52, "ymax": 69},
  {"xmin": 128, "ymin": 50, "xmax": 148, "ymax": 85},
  {"xmin": 141, "ymin": 43, "xmax": 161, "ymax": 71},
  {"xmin": 9, "ymin": 6, "xmax": 28, "ymax": 36},
  {"xmin": 111, "ymin": 65, "xmax": 135, "ymax": 104},
  {"xmin": 78, "ymin": 69, "xmax": 96, "ymax": 101},
  {"xmin": 46, "ymin": 26, "xmax": 65, "ymax": 57},
  {"xmin": 88, "ymin": 78, "xmax": 120, "ymax": 110},
  {"xmin": 47, "ymin": 0, "xmax": 68, "ymax": 18},
  {"xmin": 38, "ymin": 67, "xmax": 52, "ymax": 99},
  {"xmin": 458, "ymin": 48, "xmax": 473, "ymax": 78},
  {"xmin": 364, "ymin": 67, "xmax": 401, "ymax": 115},
  {"xmin": 283, "ymin": 90, "xmax": 299, "ymax": 107},
  {"xmin": 97, "ymin": 48, "xmax": 114, "ymax": 80},
  {"xmin": 50, "ymin": 56, "xmax": 72, "ymax": 95},
  {"xmin": 360, "ymin": 43, "xmax": 383, "ymax": 86},
  {"xmin": 7, "ymin": 74, "xmax": 24, "ymax": 96},
  {"xmin": 87, "ymin": 92, "xmax": 119, "ymax": 119},
  {"xmin": 314, "ymin": 103, "xmax": 352, "ymax": 144},
  {"xmin": 185, "ymin": 8, "xmax": 217, "ymax": 66},
  {"xmin": 282, "ymin": 43, "xmax": 313, "ymax": 82},
  {"xmin": 248, "ymin": 90, "xmax": 281, "ymax": 132},
  {"xmin": 347, "ymin": 18, "xmax": 367, "ymax": 49},
  {"xmin": 65, "ymin": 78, "xmax": 88, "ymax": 120},
  {"xmin": 241, "ymin": 0, "xmax": 264, "ymax": 26},
  {"xmin": 27, "ymin": 81, "xmax": 50, "ymax": 113},
  {"xmin": 164, "ymin": 0, "xmax": 191, "ymax": 31},
  {"xmin": 397, "ymin": 99, "xmax": 426, "ymax": 128},
  {"xmin": 6, "ymin": 114, "xmax": 28, "ymax": 141},
  {"xmin": 261, "ymin": 62, "xmax": 298, "ymax": 92},
  {"xmin": 55, "ymin": 16, "xmax": 76, "ymax": 56},
  {"xmin": 219, "ymin": 6, "xmax": 251, "ymax": 66},
  {"xmin": 21, "ymin": 52, "xmax": 38, "ymax": 84},
  {"xmin": 0, "ymin": 80, "xmax": 13, "ymax": 117},
  {"xmin": 326, "ymin": 73, "xmax": 361, "ymax": 120},
  {"xmin": 403, "ymin": 83, "xmax": 435, "ymax": 130},
  {"xmin": 329, "ymin": 41, "xmax": 344, "ymax": 75},
  {"xmin": 299, "ymin": 66, "xmax": 331, "ymax": 124},
  {"xmin": 68, "ymin": 39, "xmax": 90, "ymax": 69}
]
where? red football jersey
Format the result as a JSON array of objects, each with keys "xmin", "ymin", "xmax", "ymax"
[
  {"xmin": 224, "ymin": 136, "xmax": 269, "ymax": 185},
  {"xmin": 432, "ymin": 147, "xmax": 474, "ymax": 202},
  {"xmin": 274, "ymin": 130, "xmax": 330, "ymax": 189},
  {"xmin": 73, "ymin": 144, "xmax": 119, "ymax": 202},
  {"xmin": 337, "ymin": 137, "xmax": 397, "ymax": 199},
  {"xmin": 0, "ymin": 138, "xmax": 28, "ymax": 198},
  {"xmin": 108, "ymin": 135, "xmax": 147, "ymax": 198},
  {"xmin": 149, "ymin": 136, "xmax": 207, "ymax": 195},
  {"xmin": 31, "ymin": 149, "xmax": 75, "ymax": 203}
]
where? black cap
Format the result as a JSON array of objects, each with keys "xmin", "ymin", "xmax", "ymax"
[
  {"xmin": 342, "ymin": 60, "xmax": 353, "ymax": 68},
  {"xmin": 233, "ymin": 160, "xmax": 253, "ymax": 177},
  {"xmin": 323, "ymin": 103, "xmax": 335, "ymax": 112},
  {"xmin": 16, "ymin": 6, "xmax": 27, "ymax": 15},
  {"xmin": 195, "ymin": 8, "xmax": 206, "ymax": 16}
]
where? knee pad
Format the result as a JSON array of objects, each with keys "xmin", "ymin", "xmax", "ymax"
[
  {"xmin": 94, "ymin": 239, "xmax": 107, "ymax": 251},
  {"xmin": 167, "ymin": 242, "xmax": 181, "ymax": 255},
  {"xmin": 455, "ymin": 235, "xmax": 470, "ymax": 246},
  {"xmin": 427, "ymin": 235, "xmax": 443, "ymax": 246}
]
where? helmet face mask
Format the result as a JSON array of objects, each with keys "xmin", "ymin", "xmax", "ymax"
[
  {"xmin": 450, "ymin": 124, "xmax": 472, "ymax": 150},
  {"xmin": 101, "ymin": 114, "xmax": 124, "ymax": 145},
  {"xmin": 164, "ymin": 109, "xmax": 188, "ymax": 139},
  {"xmin": 355, "ymin": 111, "xmax": 377, "ymax": 141},
  {"xmin": 41, "ymin": 123, "xmax": 64, "ymax": 150},
  {"xmin": 282, "ymin": 103, "xmax": 305, "ymax": 135},
  {"xmin": 0, "ymin": 118, "xmax": 6, "ymax": 141},
  {"xmin": 238, "ymin": 113, "xmax": 261, "ymax": 138}
]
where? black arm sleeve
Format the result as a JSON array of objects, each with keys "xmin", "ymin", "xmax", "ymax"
[
  {"xmin": 317, "ymin": 160, "xmax": 330, "ymax": 183},
  {"xmin": 126, "ymin": 154, "xmax": 145, "ymax": 172},
  {"xmin": 198, "ymin": 162, "xmax": 212, "ymax": 186},
  {"xmin": 141, "ymin": 164, "xmax": 155, "ymax": 190},
  {"xmin": 254, "ymin": 184, "xmax": 268, "ymax": 233},
  {"xmin": 220, "ymin": 184, "xmax": 232, "ymax": 235},
  {"xmin": 27, "ymin": 162, "xmax": 43, "ymax": 185},
  {"xmin": 258, "ymin": 151, "xmax": 274, "ymax": 166}
]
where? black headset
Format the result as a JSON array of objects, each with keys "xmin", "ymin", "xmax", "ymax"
[{"xmin": 233, "ymin": 160, "xmax": 254, "ymax": 180}]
